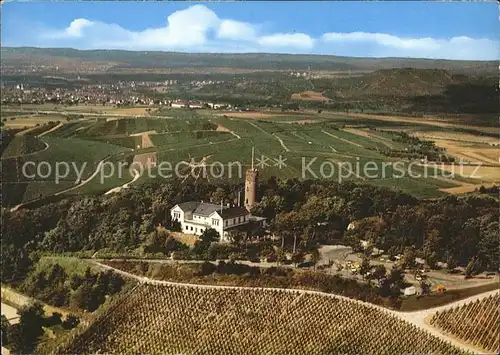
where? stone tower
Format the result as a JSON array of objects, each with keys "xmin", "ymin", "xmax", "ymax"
[{"xmin": 245, "ymin": 147, "xmax": 258, "ymax": 211}]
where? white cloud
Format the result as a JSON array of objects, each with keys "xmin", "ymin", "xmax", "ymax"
[
  {"xmin": 44, "ymin": 18, "xmax": 95, "ymax": 39},
  {"xmin": 65, "ymin": 19, "xmax": 94, "ymax": 37},
  {"xmin": 217, "ymin": 20, "xmax": 256, "ymax": 41},
  {"xmin": 257, "ymin": 33, "xmax": 314, "ymax": 50},
  {"xmin": 27, "ymin": 5, "xmax": 499, "ymax": 59},
  {"xmin": 322, "ymin": 32, "xmax": 498, "ymax": 60}
]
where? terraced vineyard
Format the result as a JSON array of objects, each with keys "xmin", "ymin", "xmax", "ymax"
[
  {"xmin": 2, "ymin": 111, "xmax": 480, "ymax": 207},
  {"xmin": 430, "ymin": 292, "xmax": 499, "ymax": 353},
  {"xmin": 56, "ymin": 283, "xmax": 469, "ymax": 355}
]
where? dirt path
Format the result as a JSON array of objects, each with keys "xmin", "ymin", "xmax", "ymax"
[
  {"xmin": 129, "ymin": 130, "xmax": 156, "ymax": 148},
  {"xmin": 104, "ymin": 169, "xmax": 141, "ymax": 195},
  {"xmin": 1, "ymin": 286, "xmax": 71, "ymax": 319},
  {"xmin": 1, "ymin": 140, "xmax": 50, "ymax": 160},
  {"xmin": 216, "ymin": 124, "xmax": 241, "ymax": 139},
  {"xmin": 344, "ymin": 128, "xmax": 395, "ymax": 149},
  {"xmin": 38, "ymin": 122, "xmax": 64, "ymax": 137},
  {"xmin": 440, "ymin": 182, "xmax": 497, "ymax": 195},
  {"xmin": 273, "ymin": 133, "xmax": 290, "ymax": 152},
  {"xmin": 322, "ymin": 129, "xmax": 364, "ymax": 148},
  {"xmin": 9, "ymin": 148, "xmax": 133, "ymax": 212},
  {"xmin": 141, "ymin": 133, "xmax": 155, "ymax": 148},
  {"xmin": 246, "ymin": 121, "xmax": 290, "ymax": 151},
  {"xmin": 398, "ymin": 291, "xmax": 499, "ymax": 355},
  {"xmin": 132, "ymin": 152, "xmax": 158, "ymax": 169},
  {"xmin": 93, "ymin": 261, "xmax": 492, "ymax": 354}
]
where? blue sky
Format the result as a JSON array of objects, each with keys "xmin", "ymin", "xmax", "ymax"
[{"xmin": 2, "ymin": 1, "xmax": 498, "ymax": 60}]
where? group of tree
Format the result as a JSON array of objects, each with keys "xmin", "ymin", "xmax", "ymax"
[
  {"xmin": 20, "ymin": 263, "xmax": 125, "ymax": 313},
  {"xmin": 1, "ymin": 302, "xmax": 79, "ymax": 354},
  {"xmin": 1, "ymin": 177, "xmax": 497, "ymax": 290}
]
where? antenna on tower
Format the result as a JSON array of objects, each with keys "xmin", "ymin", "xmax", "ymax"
[{"xmin": 251, "ymin": 146, "xmax": 255, "ymax": 170}]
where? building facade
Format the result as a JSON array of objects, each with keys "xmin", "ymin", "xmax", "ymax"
[
  {"xmin": 171, "ymin": 166, "xmax": 264, "ymax": 242},
  {"xmin": 170, "ymin": 202, "xmax": 253, "ymax": 242}
]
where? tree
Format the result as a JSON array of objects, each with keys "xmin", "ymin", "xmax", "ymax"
[
  {"xmin": 420, "ymin": 280, "xmax": 431, "ymax": 296},
  {"xmin": 360, "ymin": 257, "xmax": 371, "ymax": 279},
  {"xmin": 446, "ymin": 254, "xmax": 457, "ymax": 272},
  {"xmin": 382, "ymin": 266, "xmax": 406, "ymax": 296},
  {"xmin": 229, "ymin": 231, "xmax": 245, "ymax": 247},
  {"xmin": 310, "ymin": 249, "xmax": 322, "ymax": 271},
  {"xmin": 1, "ymin": 315, "xmax": 10, "ymax": 346},
  {"xmin": 401, "ymin": 247, "xmax": 416, "ymax": 269},
  {"xmin": 372, "ymin": 265, "xmax": 387, "ymax": 284},
  {"xmin": 62, "ymin": 315, "xmax": 80, "ymax": 330},
  {"xmin": 107, "ymin": 272, "xmax": 125, "ymax": 295},
  {"xmin": 291, "ymin": 252, "xmax": 305, "ymax": 267},
  {"xmin": 70, "ymin": 283, "xmax": 102, "ymax": 312},
  {"xmin": 193, "ymin": 228, "xmax": 220, "ymax": 255},
  {"xmin": 70, "ymin": 274, "xmax": 83, "ymax": 291},
  {"xmin": 464, "ymin": 257, "xmax": 480, "ymax": 279},
  {"xmin": 10, "ymin": 302, "xmax": 45, "ymax": 353}
]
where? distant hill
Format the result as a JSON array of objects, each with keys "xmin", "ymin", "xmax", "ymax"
[
  {"xmin": 1, "ymin": 47, "xmax": 497, "ymax": 75},
  {"xmin": 311, "ymin": 68, "xmax": 498, "ymax": 114},
  {"xmin": 319, "ymin": 68, "xmax": 469, "ymax": 97}
]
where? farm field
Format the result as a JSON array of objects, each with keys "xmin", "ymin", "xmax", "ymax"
[
  {"xmin": 321, "ymin": 111, "xmax": 500, "ymax": 135},
  {"xmin": 2, "ymin": 104, "xmax": 152, "ymax": 115},
  {"xmin": 1, "ymin": 136, "xmax": 130, "ymax": 206},
  {"xmin": 2, "ymin": 135, "xmax": 47, "ymax": 158},
  {"xmin": 2, "ymin": 115, "xmax": 65, "ymax": 129},
  {"xmin": 55, "ymin": 283, "xmax": 468, "ymax": 355},
  {"xmin": 430, "ymin": 292, "xmax": 499, "ymax": 353},
  {"xmin": 291, "ymin": 90, "xmax": 330, "ymax": 102},
  {"xmin": 2, "ymin": 109, "xmax": 496, "ymax": 207}
]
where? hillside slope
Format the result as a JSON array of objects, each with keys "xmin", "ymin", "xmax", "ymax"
[
  {"xmin": 311, "ymin": 68, "xmax": 498, "ymax": 113},
  {"xmin": 53, "ymin": 283, "xmax": 469, "ymax": 355},
  {"xmin": 1, "ymin": 47, "xmax": 497, "ymax": 75}
]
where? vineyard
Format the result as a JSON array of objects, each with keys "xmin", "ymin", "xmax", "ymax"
[
  {"xmin": 55, "ymin": 283, "xmax": 469, "ymax": 355},
  {"xmin": 430, "ymin": 292, "xmax": 499, "ymax": 353}
]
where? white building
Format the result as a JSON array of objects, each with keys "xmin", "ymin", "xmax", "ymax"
[
  {"xmin": 171, "ymin": 100, "xmax": 188, "ymax": 108},
  {"xmin": 171, "ymin": 201, "xmax": 264, "ymax": 242},
  {"xmin": 403, "ymin": 286, "xmax": 417, "ymax": 296}
]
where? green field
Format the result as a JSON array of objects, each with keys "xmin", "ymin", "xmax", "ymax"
[
  {"xmin": 2, "ymin": 111, "xmax": 485, "ymax": 207},
  {"xmin": 2, "ymin": 135, "xmax": 47, "ymax": 158}
]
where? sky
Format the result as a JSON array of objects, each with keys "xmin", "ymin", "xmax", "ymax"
[{"xmin": 2, "ymin": 1, "xmax": 499, "ymax": 60}]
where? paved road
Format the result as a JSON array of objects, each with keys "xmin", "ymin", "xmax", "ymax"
[
  {"xmin": 93, "ymin": 260, "xmax": 496, "ymax": 354},
  {"xmin": 1, "ymin": 303, "xmax": 20, "ymax": 324}
]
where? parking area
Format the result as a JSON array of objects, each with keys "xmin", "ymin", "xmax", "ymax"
[{"xmin": 318, "ymin": 245, "xmax": 499, "ymax": 292}]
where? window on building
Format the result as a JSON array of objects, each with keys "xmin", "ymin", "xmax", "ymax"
[
  {"xmin": 173, "ymin": 212, "xmax": 180, "ymax": 220},
  {"xmin": 201, "ymin": 229, "xmax": 204, "ymax": 233},
  {"xmin": 212, "ymin": 219, "xmax": 219, "ymax": 226},
  {"xmin": 195, "ymin": 228, "xmax": 197, "ymax": 233},
  {"xmin": 185, "ymin": 226, "xmax": 188, "ymax": 230},
  {"xmin": 243, "ymin": 216, "xmax": 246, "ymax": 222},
  {"xmin": 190, "ymin": 226, "xmax": 193, "ymax": 231},
  {"xmin": 225, "ymin": 220, "xmax": 228, "ymax": 227}
]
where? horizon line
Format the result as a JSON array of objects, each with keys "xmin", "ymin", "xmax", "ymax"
[{"xmin": 1, "ymin": 46, "xmax": 497, "ymax": 63}]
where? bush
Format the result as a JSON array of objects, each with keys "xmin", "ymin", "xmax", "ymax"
[{"xmin": 62, "ymin": 315, "xmax": 80, "ymax": 330}]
